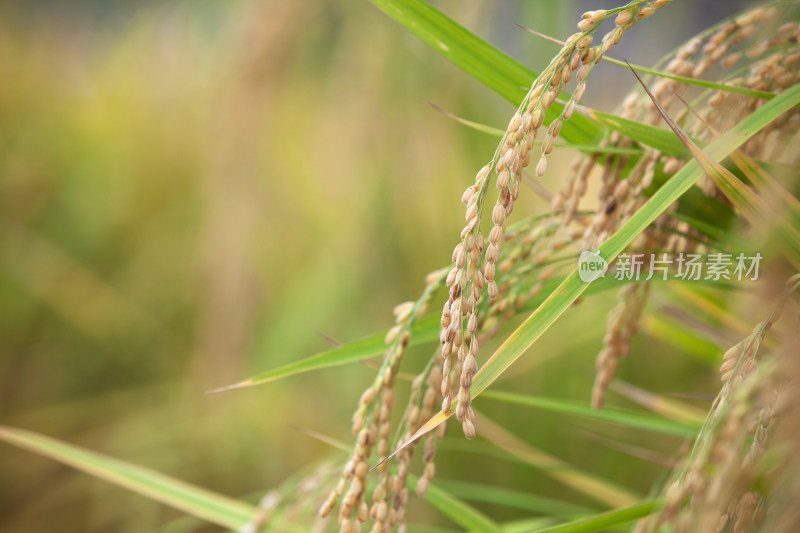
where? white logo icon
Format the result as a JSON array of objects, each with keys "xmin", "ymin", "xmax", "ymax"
[{"xmin": 578, "ymin": 250, "xmax": 608, "ymax": 282}]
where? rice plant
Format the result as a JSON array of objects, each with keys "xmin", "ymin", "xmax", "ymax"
[{"xmin": 2, "ymin": 0, "xmax": 800, "ymax": 532}]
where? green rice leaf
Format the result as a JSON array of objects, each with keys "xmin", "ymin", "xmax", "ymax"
[
  {"xmin": 601, "ymin": 56, "xmax": 777, "ymax": 100},
  {"xmin": 410, "ymin": 476, "xmax": 504, "ymax": 533},
  {"xmin": 207, "ymin": 314, "xmax": 440, "ymax": 393},
  {"xmin": 481, "ymin": 390, "xmax": 701, "ymax": 437},
  {"xmin": 433, "ymin": 479, "xmax": 593, "ymax": 518},
  {"xmin": 475, "ymin": 415, "xmax": 640, "ymax": 509},
  {"xmin": 366, "ymin": 0, "xmax": 597, "ymax": 144},
  {"xmin": 584, "ymin": 109, "xmax": 690, "ymax": 158},
  {"xmin": 211, "ymin": 276, "xmax": 631, "ymax": 392},
  {"xmin": 526, "ymin": 500, "xmax": 662, "ymax": 533},
  {"xmin": 430, "ymin": 101, "xmax": 642, "ymax": 157},
  {"xmin": 642, "ymin": 315, "xmax": 721, "ymax": 365},
  {"xmin": 610, "ymin": 380, "xmax": 709, "ymax": 426},
  {"xmin": 503, "ymin": 519, "xmax": 559, "ymax": 533},
  {"xmin": 0, "ymin": 425, "xmax": 256, "ymax": 531}
]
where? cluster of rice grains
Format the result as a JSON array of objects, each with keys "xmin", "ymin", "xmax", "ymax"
[
  {"xmin": 555, "ymin": 3, "xmax": 800, "ymax": 410},
  {"xmin": 442, "ymin": 0, "xmax": 673, "ymax": 442},
  {"xmin": 314, "ymin": 2, "xmax": 675, "ymax": 532},
  {"xmin": 636, "ymin": 276, "xmax": 800, "ymax": 533},
  {"xmin": 318, "ymin": 270, "xmax": 445, "ymax": 533},
  {"xmin": 571, "ymin": 4, "xmax": 800, "ymax": 531},
  {"xmin": 313, "ymin": 1, "xmax": 800, "ymax": 531}
]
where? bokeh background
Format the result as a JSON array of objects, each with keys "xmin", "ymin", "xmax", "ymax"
[{"xmin": 0, "ymin": 1, "xmax": 756, "ymax": 531}]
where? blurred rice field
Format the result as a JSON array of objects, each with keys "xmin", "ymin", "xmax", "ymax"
[{"xmin": 0, "ymin": 1, "xmax": 755, "ymax": 532}]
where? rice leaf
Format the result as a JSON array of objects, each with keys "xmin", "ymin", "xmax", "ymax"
[
  {"xmin": 0, "ymin": 425, "xmax": 256, "ymax": 531},
  {"xmin": 502, "ymin": 518, "xmax": 560, "ymax": 533},
  {"xmin": 366, "ymin": 0, "xmax": 597, "ymax": 144},
  {"xmin": 409, "ymin": 476, "xmax": 503, "ymax": 533},
  {"xmin": 426, "ymin": 101, "xmax": 506, "ymax": 136},
  {"xmin": 669, "ymin": 284, "xmax": 752, "ymax": 336},
  {"xmin": 629, "ymin": 63, "xmax": 768, "ymax": 219},
  {"xmin": 474, "ymin": 415, "xmax": 640, "ymax": 508},
  {"xmin": 730, "ymin": 151, "xmax": 800, "ymax": 209},
  {"xmin": 212, "ymin": 276, "xmax": 640, "ymax": 392},
  {"xmin": 601, "ymin": 56, "xmax": 776, "ymax": 100},
  {"xmin": 480, "ymin": 390, "xmax": 701, "ymax": 437},
  {"xmin": 206, "ymin": 314, "xmax": 440, "ymax": 392},
  {"xmin": 642, "ymin": 315, "xmax": 721, "ymax": 364},
  {"xmin": 610, "ymin": 380, "xmax": 708, "ymax": 426},
  {"xmin": 433, "ymin": 479, "xmax": 593, "ymax": 518},
  {"xmin": 428, "ymin": 101, "xmax": 642, "ymax": 157},
  {"xmin": 526, "ymin": 500, "xmax": 662, "ymax": 533},
  {"xmin": 582, "ymin": 109, "xmax": 690, "ymax": 158}
]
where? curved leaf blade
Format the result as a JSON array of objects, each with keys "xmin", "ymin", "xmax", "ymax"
[
  {"xmin": 583, "ymin": 109, "xmax": 690, "ymax": 158},
  {"xmin": 410, "ymin": 476, "xmax": 503, "ymax": 533},
  {"xmin": 0, "ymin": 425, "xmax": 256, "ymax": 531},
  {"xmin": 601, "ymin": 55, "xmax": 776, "ymax": 100},
  {"xmin": 527, "ymin": 500, "xmax": 662, "ymax": 533},
  {"xmin": 367, "ymin": 0, "xmax": 597, "ymax": 144},
  {"xmin": 207, "ymin": 314, "xmax": 439, "ymax": 393},
  {"xmin": 474, "ymin": 415, "xmax": 639, "ymax": 509},
  {"xmin": 481, "ymin": 390, "xmax": 701, "ymax": 437},
  {"xmin": 433, "ymin": 479, "xmax": 592, "ymax": 518}
]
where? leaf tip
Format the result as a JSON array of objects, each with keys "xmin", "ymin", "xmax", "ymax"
[{"xmin": 205, "ymin": 378, "xmax": 255, "ymax": 394}]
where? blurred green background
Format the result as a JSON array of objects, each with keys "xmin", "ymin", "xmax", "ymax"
[{"xmin": 0, "ymin": 1, "xmax": 753, "ymax": 531}]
